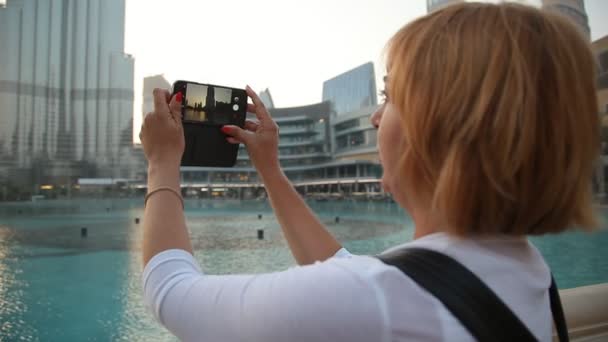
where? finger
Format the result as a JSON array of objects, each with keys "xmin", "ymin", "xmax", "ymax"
[
  {"xmin": 226, "ymin": 137, "xmax": 242, "ymax": 144},
  {"xmin": 244, "ymin": 119, "xmax": 259, "ymax": 132},
  {"xmin": 169, "ymin": 91, "xmax": 183, "ymax": 122},
  {"xmin": 245, "ymin": 85, "xmax": 272, "ymax": 122},
  {"xmin": 247, "ymin": 103, "xmax": 257, "ymax": 114},
  {"xmin": 143, "ymin": 112, "xmax": 155, "ymax": 125},
  {"xmin": 153, "ymin": 88, "xmax": 170, "ymax": 114},
  {"xmin": 222, "ymin": 125, "xmax": 252, "ymax": 144}
]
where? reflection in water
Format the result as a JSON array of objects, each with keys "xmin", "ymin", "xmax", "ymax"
[
  {"xmin": 0, "ymin": 208, "xmax": 405, "ymax": 256},
  {"xmin": 112, "ymin": 208, "xmax": 176, "ymax": 341},
  {"xmin": 0, "ymin": 199, "xmax": 410, "ymax": 341},
  {"xmin": 0, "ymin": 228, "xmax": 36, "ymax": 341},
  {"xmin": 0, "ymin": 199, "xmax": 606, "ymax": 341}
]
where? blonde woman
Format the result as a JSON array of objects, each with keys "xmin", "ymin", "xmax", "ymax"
[{"xmin": 140, "ymin": 3, "xmax": 598, "ymax": 341}]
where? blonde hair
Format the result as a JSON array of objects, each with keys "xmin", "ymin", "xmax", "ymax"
[{"xmin": 386, "ymin": 2, "xmax": 600, "ymax": 235}]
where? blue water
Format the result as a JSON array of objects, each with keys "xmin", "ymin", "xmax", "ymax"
[{"xmin": 0, "ymin": 199, "xmax": 607, "ymax": 341}]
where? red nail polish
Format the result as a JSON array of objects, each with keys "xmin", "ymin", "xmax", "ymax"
[
  {"xmin": 176, "ymin": 92, "xmax": 183, "ymax": 102},
  {"xmin": 221, "ymin": 126, "xmax": 231, "ymax": 134}
]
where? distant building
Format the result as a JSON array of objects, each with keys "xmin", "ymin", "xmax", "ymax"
[
  {"xmin": 143, "ymin": 74, "xmax": 171, "ymax": 118},
  {"xmin": 428, "ymin": 0, "xmax": 591, "ymax": 42},
  {"xmin": 259, "ymin": 88, "xmax": 275, "ymax": 109},
  {"xmin": 542, "ymin": 0, "xmax": 591, "ymax": 41},
  {"xmin": 593, "ymin": 35, "xmax": 608, "ymax": 198},
  {"xmin": 177, "ymin": 99, "xmax": 382, "ymax": 199},
  {"xmin": 427, "ymin": 0, "xmax": 462, "ymax": 13},
  {"xmin": 596, "ymin": 36, "xmax": 608, "ymax": 115},
  {"xmin": 173, "ymin": 63, "xmax": 385, "ymax": 199},
  {"xmin": 322, "ymin": 62, "xmax": 377, "ymax": 116},
  {"xmin": 332, "ymin": 105, "xmax": 380, "ymax": 163},
  {"xmin": 0, "ymin": 0, "xmax": 134, "ymax": 187}
]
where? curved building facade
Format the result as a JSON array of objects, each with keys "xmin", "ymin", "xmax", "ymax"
[
  {"xmin": 332, "ymin": 105, "xmax": 380, "ymax": 163},
  {"xmin": 178, "ymin": 101, "xmax": 383, "ymax": 199}
]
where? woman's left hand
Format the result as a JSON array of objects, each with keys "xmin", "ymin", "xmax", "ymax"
[{"xmin": 140, "ymin": 88, "xmax": 185, "ymax": 169}]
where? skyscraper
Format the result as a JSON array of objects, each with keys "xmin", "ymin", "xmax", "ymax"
[
  {"xmin": 427, "ymin": 0, "xmax": 462, "ymax": 13},
  {"xmin": 0, "ymin": 0, "xmax": 134, "ymax": 185},
  {"xmin": 542, "ymin": 0, "xmax": 591, "ymax": 41},
  {"xmin": 259, "ymin": 88, "xmax": 275, "ymax": 109},
  {"xmin": 142, "ymin": 74, "xmax": 171, "ymax": 119},
  {"xmin": 322, "ymin": 62, "xmax": 377, "ymax": 116}
]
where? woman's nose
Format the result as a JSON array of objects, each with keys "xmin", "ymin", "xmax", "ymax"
[{"xmin": 370, "ymin": 104, "xmax": 384, "ymax": 128}]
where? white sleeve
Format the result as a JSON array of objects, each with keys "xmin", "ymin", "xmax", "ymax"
[
  {"xmin": 333, "ymin": 247, "xmax": 353, "ymax": 258},
  {"xmin": 142, "ymin": 249, "xmax": 385, "ymax": 342}
]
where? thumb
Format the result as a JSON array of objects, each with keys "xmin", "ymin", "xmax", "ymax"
[{"xmin": 221, "ymin": 125, "xmax": 252, "ymax": 144}]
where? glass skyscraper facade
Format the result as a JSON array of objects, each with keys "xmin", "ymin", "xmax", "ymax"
[
  {"xmin": 542, "ymin": 0, "xmax": 590, "ymax": 41},
  {"xmin": 322, "ymin": 62, "xmax": 377, "ymax": 116},
  {"xmin": 0, "ymin": 0, "xmax": 135, "ymax": 187},
  {"xmin": 427, "ymin": 0, "xmax": 462, "ymax": 13}
]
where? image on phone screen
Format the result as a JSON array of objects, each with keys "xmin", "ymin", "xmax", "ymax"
[{"xmin": 183, "ymin": 83, "xmax": 239, "ymax": 125}]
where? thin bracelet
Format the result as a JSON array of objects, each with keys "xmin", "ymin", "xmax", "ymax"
[{"xmin": 144, "ymin": 186, "xmax": 184, "ymax": 210}]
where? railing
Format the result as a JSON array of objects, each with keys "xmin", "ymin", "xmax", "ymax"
[
  {"xmin": 335, "ymin": 143, "xmax": 377, "ymax": 155},
  {"xmin": 558, "ymin": 283, "xmax": 608, "ymax": 341},
  {"xmin": 279, "ymin": 127, "xmax": 318, "ymax": 135},
  {"xmin": 334, "ymin": 124, "xmax": 375, "ymax": 137},
  {"xmin": 238, "ymin": 152, "xmax": 329, "ymax": 161}
]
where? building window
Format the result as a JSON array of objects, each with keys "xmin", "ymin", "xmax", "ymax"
[
  {"xmin": 599, "ymin": 73, "xmax": 608, "ymax": 90},
  {"xmin": 600, "ymin": 51, "xmax": 608, "ymax": 72},
  {"xmin": 337, "ymin": 136, "xmax": 348, "ymax": 149},
  {"xmin": 349, "ymin": 131, "xmax": 365, "ymax": 147},
  {"xmin": 327, "ymin": 167, "xmax": 336, "ymax": 177},
  {"xmin": 335, "ymin": 119, "xmax": 359, "ymax": 132}
]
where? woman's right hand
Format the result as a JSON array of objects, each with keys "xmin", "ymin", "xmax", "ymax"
[{"xmin": 221, "ymin": 86, "xmax": 280, "ymax": 177}]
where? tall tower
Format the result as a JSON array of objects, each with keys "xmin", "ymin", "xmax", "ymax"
[
  {"xmin": 427, "ymin": 0, "xmax": 462, "ymax": 13},
  {"xmin": 0, "ymin": 0, "xmax": 135, "ymax": 184},
  {"xmin": 542, "ymin": 0, "xmax": 591, "ymax": 41}
]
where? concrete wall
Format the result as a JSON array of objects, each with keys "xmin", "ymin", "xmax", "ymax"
[{"xmin": 559, "ymin": 283, "xmax": 608, "ymax": 341}]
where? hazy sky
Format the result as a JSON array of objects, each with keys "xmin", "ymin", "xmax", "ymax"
[{"xmin": 126, "ymin": 0, "xmax": 608, "ymax": 139}]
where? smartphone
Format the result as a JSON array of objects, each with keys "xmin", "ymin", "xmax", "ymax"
[{"xmin": 172, "ymin": 80, "xmax": 247, "ymax": 167}]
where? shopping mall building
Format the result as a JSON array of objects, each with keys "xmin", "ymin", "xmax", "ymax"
[{"xmin": 174, "ymin": 62, "xmax": 385, "ymax": 200}]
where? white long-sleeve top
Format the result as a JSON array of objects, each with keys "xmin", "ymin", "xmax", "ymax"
[{"xmin": 142, "ymin": 233, "xmax": 553, "ymax": 341}]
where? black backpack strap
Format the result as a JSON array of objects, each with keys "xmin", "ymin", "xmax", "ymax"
[
  {"xmin": 377, "ymin": 247, "xmax": 542, "ymax": 342},
  {"xmin": 550, "ymin": 276, "xmax": 569, "ymax": 342}
]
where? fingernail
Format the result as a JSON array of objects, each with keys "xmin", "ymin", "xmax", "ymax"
[
  {"xmin": 246, "ymin": 85, "xmax": 251, "ymax": 91},
  {"xmin": 176, "ymin": 92, "xmax": 183, "ymax": 102},
  {"xmin": 221, "ymin": 126, "xmax": 231, "ymax": 134}
]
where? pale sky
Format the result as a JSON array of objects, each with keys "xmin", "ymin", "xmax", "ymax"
[{"xmin": 126, "ymin": 0, "xmax": 608, "ymax": 141}]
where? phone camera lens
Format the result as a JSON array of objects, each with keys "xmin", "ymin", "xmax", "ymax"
[
  {"xmin": 234, "ymin": 97, "xmax": 239, "ymax": 102},
  {"xmin": 233, "ymin": 104, "xmax": 239, "ymax": 111}
]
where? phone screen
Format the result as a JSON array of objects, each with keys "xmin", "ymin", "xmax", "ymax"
[{"xmin": 181, "ymin": 82, "xmax": 242, "ymax": 125}]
